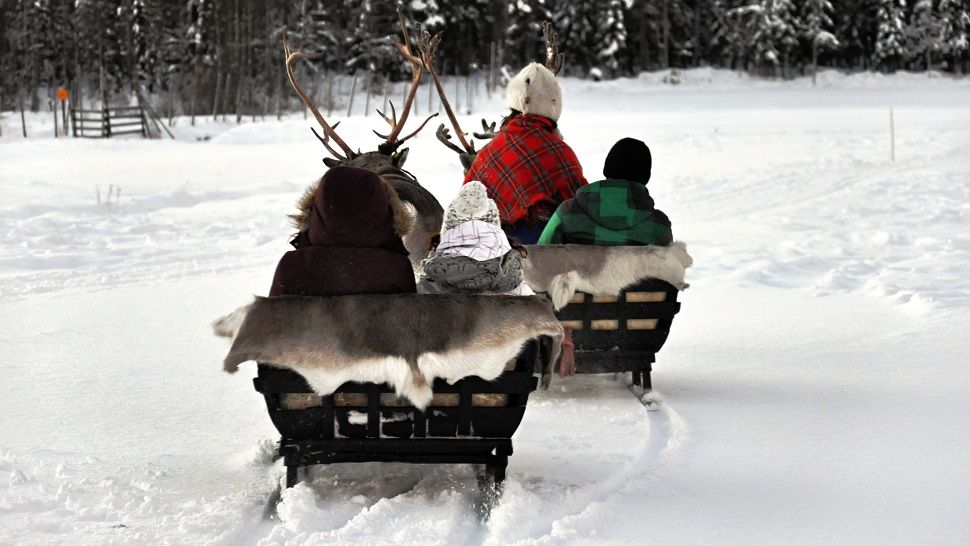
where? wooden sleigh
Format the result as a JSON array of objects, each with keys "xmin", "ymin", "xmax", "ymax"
[
  {"xmin": 219, "ymin": 293, "xmax": 562, "ymax": 496},
  {"xmin": 524, "ymin": 243, "xmax": 690, "ymax": 388},
  {"xmin": 555, "ymin": 279, "xmax": 681, "ymax": 388},
  {"xmin": 253, "ymin": 341, "xmax": 543, "ymax": 493}
]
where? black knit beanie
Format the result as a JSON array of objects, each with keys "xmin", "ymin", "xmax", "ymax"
[{"xmin": 603, "ymin": 137, "xmax": 652, "ymax": 185}]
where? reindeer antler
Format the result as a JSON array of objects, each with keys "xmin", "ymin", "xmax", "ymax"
[
  {"xmin": 374, "ymin": 10, "xmax": 439, "ymax": 152},
  {"xmin": 419, "ymin": 28, "xmax": 475, "ymax": 155},
  {"xmin": 283, "ymin": 34, "xmax": 356, "ymax": 160},
  {"xmin": 473, "ymin": 118, "xmax": 498, "ymax": 140},
  {"xmin": 542, "ymin": 21, "xmax": 564, "ymax": 75}
]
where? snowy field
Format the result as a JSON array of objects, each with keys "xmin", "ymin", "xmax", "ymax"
[{"xmin": 1, "ymin": 69, "xmax": 969, "ymax": 545}]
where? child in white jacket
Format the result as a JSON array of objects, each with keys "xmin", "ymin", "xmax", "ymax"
[{"xmin": 418, "ymin": 182, "xmax": 533, "ymax": 296}]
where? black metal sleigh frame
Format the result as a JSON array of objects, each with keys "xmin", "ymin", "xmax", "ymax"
[
  {"xmin": 253, "ymin": 341, "xmax": 543, "ymax": 491},
  {"xmin": 555, "ymin": 279, "xmax": 682, "ymax": 388}
]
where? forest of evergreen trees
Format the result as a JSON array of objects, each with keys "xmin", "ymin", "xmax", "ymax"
[{"xmin": 1, "ymin": 0, "xmax": 968, "ymax": 117}]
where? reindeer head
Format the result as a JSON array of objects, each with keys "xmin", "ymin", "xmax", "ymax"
[{"xmin": 284, "ymin": 10, "xmax": 437, "ymax": 172}]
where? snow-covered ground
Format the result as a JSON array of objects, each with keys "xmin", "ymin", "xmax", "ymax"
[{"xmin": 2, "ymin": 69, "xmax": 969, "ymax": 544}]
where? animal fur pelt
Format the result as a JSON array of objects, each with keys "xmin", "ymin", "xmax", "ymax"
[
  {"xmin": 523, "ymin": 242, "xmax": 694, "ymax": 310},
  {"xmin": 213, "ymin": 294, "xmax": 563, "ymax": 409}
]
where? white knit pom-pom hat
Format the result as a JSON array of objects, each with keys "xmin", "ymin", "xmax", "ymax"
[
  {"xmin": 506, "ymin": 62, "xmax": 562, "ymax": 121},
  {"xmin": 442, "ymin": 181, "xmax": 501, "ymax": 231}
]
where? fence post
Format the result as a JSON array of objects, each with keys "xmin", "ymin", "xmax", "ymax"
[
  {"xmin": 326, "ymin": 70, "xmax": 334, "ymax": 117},
  {"xmin": 52, "ymin": 95, "xmax": 58, "ymax": 138},
  {"xmin": 454, "ymin": 66, "xmax": 461, "ymax": 114},
  {"xmin": 890, "ymin": 106, "xmax": 895, "ymax": 163},
  {"xmin": 103, "ymin": 107, "xmax": 111, "ymax": 138},
  {"xmin": 61, "ymin": 98, "xmax": 68, "ymax": 137},
  {"xmin": 382, "ymin": 79, "xmax": 390, "ymax": 114},
  {"xmin": 364, "ymin": 71, "xmax": 372, "ymax": 117},
  {"xmin": 488, "ymin": 42, "xmax": 496, "ymax": 95},
  {"xmin": 347, "ymin": 71, "xmax": 358, "ymax": 117}
]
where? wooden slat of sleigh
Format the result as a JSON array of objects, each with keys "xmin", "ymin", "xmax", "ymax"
[
  {"xmin": 567, "ymin": 291, "xmax": 666, "ymax": 304},
  {"xmin": 561, "ymin": 318, "xmax": 659, "ymax": 331},
  {"xmin": 279, "ymin": 392, "xmax": 509, "ymax": 410},
  {"xmin": 627, "ymin": 318, "xmax": 659, "ymax": 330},
  {"xmin": 591, "ymin": 319, "xmax": 619, "ymax": 330},
  {"xmin": 625, "ymin": 291, "xmax": 667, "ymax": 303}
]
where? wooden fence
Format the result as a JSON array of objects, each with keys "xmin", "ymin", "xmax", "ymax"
[{"xmin": 70, "ymin": 105, "xmax": 149, "ymax": 138}]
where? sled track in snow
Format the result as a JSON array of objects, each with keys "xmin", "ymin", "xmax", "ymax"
[
  {"xmin": 260, "ymin": 379, "xmax": 688, "ymax": 544},
  {"xmin": 481, "ymin": 384, "xmax": 688, "ymax": 545}
]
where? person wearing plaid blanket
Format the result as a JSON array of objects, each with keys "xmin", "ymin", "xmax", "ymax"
[
  {"xmin": 537, "ymin": 137, "xmax": 673, "ymax": 246},
  {"xmin": 418, "ymin": 182, "xmax": 534, "ymax": 296},
  {"xmin": 464, "ymin": 62, "xmax": 587, "ymax": 243}
]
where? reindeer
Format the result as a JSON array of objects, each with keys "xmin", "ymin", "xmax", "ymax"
[
  {"xmin": 431, "ymin": 21, "xmax": 564, "ymax": 173},
  {"xmin": 283, "ymin": 12, "xmax": 443, "ymax": 267}
]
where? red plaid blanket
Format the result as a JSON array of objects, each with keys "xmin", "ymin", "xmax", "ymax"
[{"xmin": 464, "ymin": 115, "xmax": 587, "ymax": 224}]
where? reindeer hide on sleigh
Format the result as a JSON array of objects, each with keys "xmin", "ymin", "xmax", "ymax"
[
  {"xmin": 523, "ymin": 242, "xmax": 694, "ymax": 310},
  {"xmin": 213, "ymin": 294, "xmax": 563, "ymax": 409}
]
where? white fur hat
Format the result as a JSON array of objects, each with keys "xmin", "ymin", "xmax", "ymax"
[
  {"xmin": 443, "ymin": 181, "xmax": 500, "ymax": 231},
  {"xmin": 506, "ymin": 62, "xmax": 562, "ymax": 121}
]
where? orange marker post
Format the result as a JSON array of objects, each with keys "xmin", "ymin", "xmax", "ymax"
[{"xmin": 57, "ymin": 87, "xmax": 69, "ymax": 137}]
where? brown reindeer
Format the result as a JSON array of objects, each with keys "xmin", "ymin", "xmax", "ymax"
[{"xmin": 283, "ymin": 12, "xmax": 443, "ymax": 267}]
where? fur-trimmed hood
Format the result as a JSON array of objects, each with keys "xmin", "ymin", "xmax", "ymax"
[{"xmin": 289, "ymin": 167, "xmax": 415, "ymax": 240}]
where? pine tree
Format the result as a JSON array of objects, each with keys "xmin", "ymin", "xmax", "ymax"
[
  {"xmin": 625, "ymin": 0, "xmax": 695, "ymax": 71},
  {"xmin": 348, "ymin": 0, "xmax": 402, "ymax": 76},
  {"xmin": 802, "ymin": 0, "xmax": 840, "ymax": 84},
  {"xmin": 771, "ymin": 0, "xmax": 800, "ymax": 77},
  {"xmin": 595, "ymin": 0, "xmax": 629, "ymax": 76},
  {"xmin": 504, "ymin": 0, "xmax": 550, "ymax": 69},
  {"xmin": 711, "ymin": 0, "xmax": 747, "ymax": 70},
  {"xmin": 939, "ymin": 0, "xmax": 970, "ymax": 73},
  {"xmin": 874, "ymin": 0, "xmax": 907, "ymax": 71},
  {"xmin": 744, "ymin": 0, "xmax": 799, "ymax": 77},
  {"xmin": 411, "ymin": 0, "xmax": 445, "ymax": 35},
  {"xmin": 907, "ymin": 0, "xmax": 944, "ymax": 69},
  {"xmin": 552, "ymin": 0, "xmax": 597, "ymax": 74},
  {"xmin": 833, "ymin": 0, "xmax": 879, "ymax": 70}
]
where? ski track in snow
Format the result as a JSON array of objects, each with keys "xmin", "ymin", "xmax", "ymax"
[{"xmin": 2, "ymin": 70, "xmax": 970, "ymax": 544}]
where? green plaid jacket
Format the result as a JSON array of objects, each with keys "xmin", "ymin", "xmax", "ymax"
[{"xmin": 536, "ymin": 179, "xmax": 672, "ymax": 246}]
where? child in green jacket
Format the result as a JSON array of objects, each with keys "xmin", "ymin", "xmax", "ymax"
[{"xmin": 537, "ymin": 138, "xmax": 672, "ymax": 246}]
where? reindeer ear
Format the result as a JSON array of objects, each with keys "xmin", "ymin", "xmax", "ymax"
[
  {"xmin": 323, "ymin": 157, "xmax": 342, "ymax": 168},
  {"xmin": 392, "ymin": 148, "xmax": 409, "ymax": 167}
]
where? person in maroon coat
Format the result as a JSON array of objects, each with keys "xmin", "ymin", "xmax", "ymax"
[{"xmin": 269, "ymin": 166, "xmax": 416, "ymax": 297}]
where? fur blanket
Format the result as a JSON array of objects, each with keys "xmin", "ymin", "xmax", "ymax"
[
  {"xmin": 523, "ymin": 242, "xmax": 693, "ymax": 309},
  {"xmin": 212, "ymin": 294, "xmax": 563, "ymax": 409}
]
